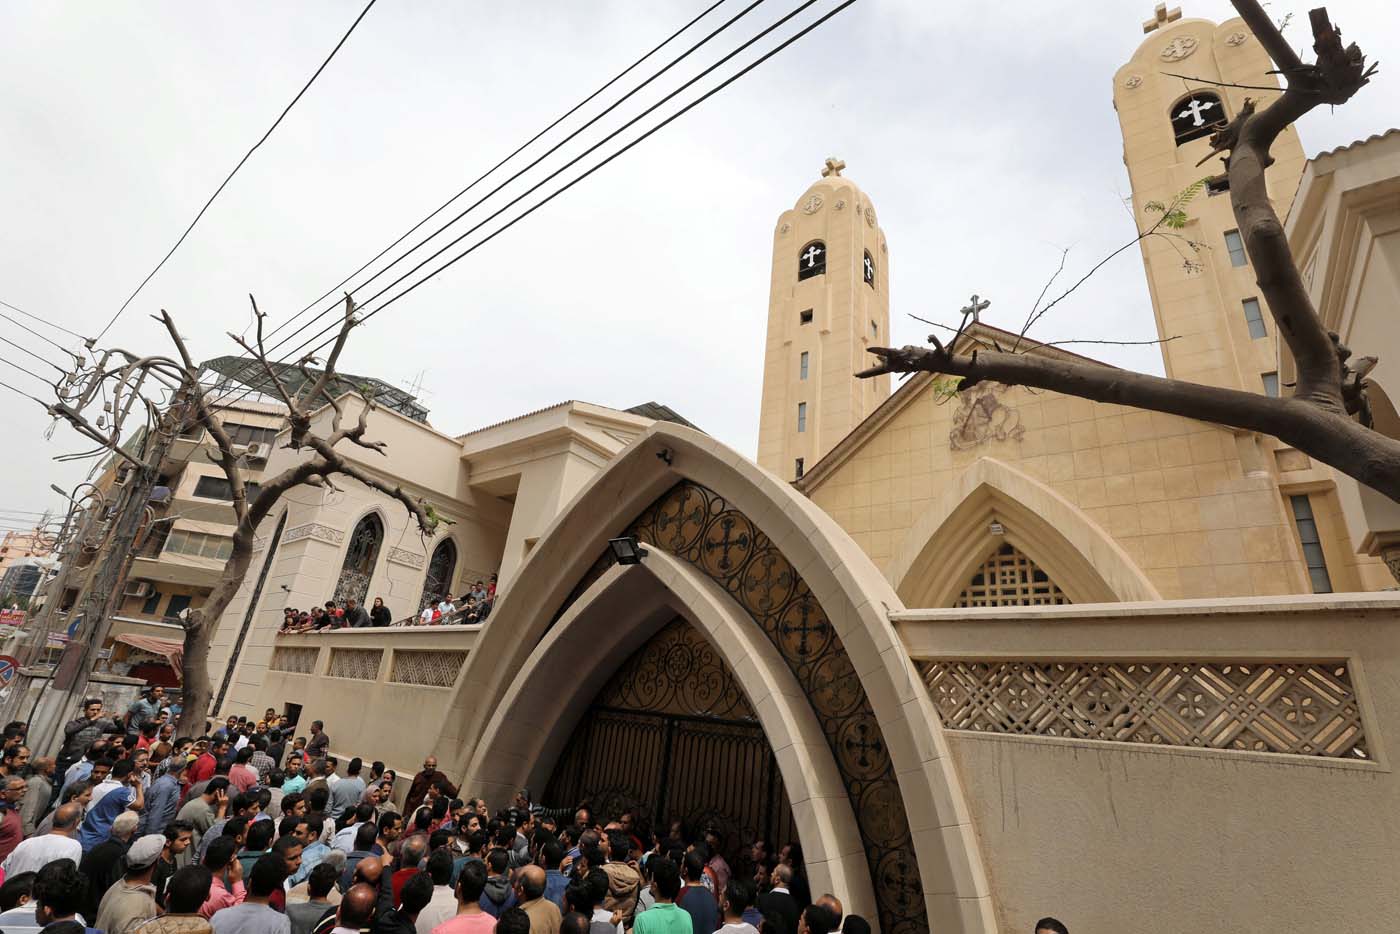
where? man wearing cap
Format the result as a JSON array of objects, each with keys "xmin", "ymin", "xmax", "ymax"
[{"xmin": 96, "ymin": 833, "xmax": 164, "ymax": 934}]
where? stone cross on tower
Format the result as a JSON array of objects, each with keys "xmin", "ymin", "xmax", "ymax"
[
  {"xmin": 1142, "ymin": 2, "xmax": 1182, "ymax": 33},
  {"xmin": 961, "ymin": 294, "xmax": 991, "ymax": 324},
  {"xmin": 802, "ymin": 244, "xmax": 824, "ymax": 268},
  {"xmin": 822, "ymin": 157, "xmax": 846, "ymax": 178},
  {"xmin": 1177, "ymin": 97, "xmax": 1218, "ymax": 127}
]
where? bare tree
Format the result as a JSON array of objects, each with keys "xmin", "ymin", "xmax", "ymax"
[
  {"xmin": 146, "ymin": 296, "xmax": 441, "ymax": 735},
  {"xmin": 858, "ymin": 1, "xmax": 1398, "ymax": 501}
]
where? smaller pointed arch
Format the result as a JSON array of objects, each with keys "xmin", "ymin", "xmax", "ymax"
[
  {"xmin": 333, "ymin": 512, "xmax": 385, "ymax": 607},
  {"xmin": 420, "ymin": 537, "xmax": 458, "ymax": 610}
]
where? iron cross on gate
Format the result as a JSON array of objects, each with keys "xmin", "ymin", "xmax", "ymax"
[
  {"xmin": 704, "ymin": 516, "xmax": 750, "ymax": 570},
  {"xmin": 844, "ymin": 720, "xmax": 885, "ymax": 769},
  {"xmin": 961, "ymin": 293, "xmax": 990, "ymax": 324},
  {"xmin": 781, "ymin": 598, "xmax": 829, "ymax": 656}
]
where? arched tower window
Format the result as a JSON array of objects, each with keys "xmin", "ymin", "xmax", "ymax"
[
  {"xmin": 333, "ymin": 513, "xmax": 384, "ymax": 607},
  {"xmin": 956, "ymin": 542, "xmax": 1069, "ymax": 607},
  {"xmin": 1171, "ymin": 92, "xmax": 1227, "ymax": 145},
  {"xmin": 798, "ymin": 241, "xmax": 826, "ymax": 280},
  {"xmin": 419, "ymin": 538, "xmax": 458, "ymax": 611},
  {"xmin": 863, "ymin": 249, "xmax": 876, "ymax": 289}
]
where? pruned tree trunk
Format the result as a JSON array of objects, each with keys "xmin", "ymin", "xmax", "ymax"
[{"xmin": 859, "ymin": 1, "xmax": 1395, "ymax": 502}]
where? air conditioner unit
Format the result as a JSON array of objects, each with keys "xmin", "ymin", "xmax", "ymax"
[
  {"xmin": 149, "ymin": 487, "xmax": 173, "ymax": 506},
  {"xmin": 244, "ymin": 442, "xmax": 269, "ymax": 461},
  {"xmin": 123, "ymin": 580, "xmax": 152, "ymax": 598}
]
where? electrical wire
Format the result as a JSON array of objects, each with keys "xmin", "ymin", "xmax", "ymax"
[
  {"xmin": 282, "ymin": 0, "xmax": 857, "ymax": 369},
  {"xmin": 248, "ymin": 0, "xmax": 732, "ymax": 349},
  {"xmin": 95, "ymin": 0, "xmax": 381, "ymax": 341},
  {"xmin": 0, "ymin": 299, "xmax": 86, "ymax": 342},
  {"xmin": 0, "ymin": 377, "xmax": 49, "ymax": 405},
  {"xmin": 0, "ymin": 332, "xmax": 66, "ymax": 373},
  {"xmin": 221, "ymin": 0, "xmax": 842, "ymax": 411},
  {"xmin": 217, "ymin": 0, "xmax": 762, "ymax": 405},
  {"xmin": 0, "ymin": 354, "xmax": 56, "ymax": 386}
]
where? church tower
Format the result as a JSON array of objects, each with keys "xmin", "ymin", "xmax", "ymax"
[
  {"xmin": 757, "ymin": 159, "xmax": 891, "ymax": 481},
  {"xmin": 1113, "ymin": 4, "xmax": 1306, "ymax": 395}
]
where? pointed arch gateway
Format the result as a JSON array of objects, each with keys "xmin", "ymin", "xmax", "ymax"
[
  {"xmin": 420, "ymin": 538, "xmax": 458, "ymax": 610},
  {"xmin": 447, "ymin": 425, "xmax": 996, "ymax": 934},
  {"xmin": 334, "ymin": 512, "xmax": 384, "ymax": 606}
]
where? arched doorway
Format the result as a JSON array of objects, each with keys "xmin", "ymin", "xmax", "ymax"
[
  {"xmin": 334, "ymin": 513, "xmax": 384, "ymax": 607},
  {"xmin": 545, "ymin": 616, "xmax": 796, "ymax": 860},
  {"xmin": 420, "ymin": 538, "xmax": 458, "ymax": 611}
]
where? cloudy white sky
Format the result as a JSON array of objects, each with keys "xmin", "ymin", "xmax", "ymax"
[{"xmin": 1, "ymin": 0, "xmax": 1397, "ymax": 521}]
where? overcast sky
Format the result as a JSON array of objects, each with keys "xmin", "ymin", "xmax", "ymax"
[{"xmin": 1, "ymin": 0, "xmax": 1397, "ymax": 522}]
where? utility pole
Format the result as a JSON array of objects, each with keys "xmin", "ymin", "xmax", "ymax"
[{"xmin": 27, "ymin": 390, "xmax": 192, "ymax": 756}]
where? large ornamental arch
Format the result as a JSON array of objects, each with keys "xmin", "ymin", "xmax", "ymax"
[{"xmin": 444, "ymin": 425, "xmax": 996, "ymax": 934}]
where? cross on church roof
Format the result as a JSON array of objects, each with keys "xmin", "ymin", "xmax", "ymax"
[
  {"xmin": 822, "ymin": 157, "xmax": 846, "ymax": 178},
  {"xmin": 1143, "ymin": 3, "xmax": 1182, "ymax": 34}
]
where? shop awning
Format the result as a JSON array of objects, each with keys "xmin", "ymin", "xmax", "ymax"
[{"xmin": 113, "ymin": 634, "xmax": 184, "ymax": 678}]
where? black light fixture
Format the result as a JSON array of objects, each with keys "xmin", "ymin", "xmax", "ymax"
[{"xmin": 608, "ymin": 535, "xmax": 649, "ymax": 565}]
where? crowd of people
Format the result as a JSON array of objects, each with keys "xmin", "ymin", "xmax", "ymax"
[
  {"xmin": 277, "ymin": 577, "xmax": 498, "ymax": 634},
  {"xmin": 0, "ymin": 692, "xmax": 1070, "ymax": 934}
]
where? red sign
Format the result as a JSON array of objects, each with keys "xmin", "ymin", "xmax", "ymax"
[{"xmin": 0, "ymin": 610, "xmax": 24, "ymax": 626}]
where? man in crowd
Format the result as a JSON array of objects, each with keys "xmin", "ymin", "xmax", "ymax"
[
  {"xmin": 432, "ymin": 860, "xmax": 493, "ymax": 934},
  {"xmin": 126, "ymin": 688, "xmax": 165, "ymax": 731},
  {"xmin": 329, "ymin": 759, "xmax": 366, "ymax": 815},
  {"xmin": 2, "ymin": 801, "xmax": 83, "ymax": 877},
  {"xmin": 153, "ymin": 821, "xmax": 196, "ymax": 905},
  {"xmin": 633, "ymin": 858, "xmax": 687, "ymax": 934},
  {"xmin": 717, "ymin": 879, "xmax": 760, "ymax": 934},
  {"xmin": 306, "ymin": 722, "xmax": 330, "ymax": 761},
  {"xmin": 133, "ymin": 865, "xmax": 214, "ymax": 934},
  {"xmin": 200, "ymin": 837, "xmax": 245, "ymax": 919},
  {"xmin": 343, "ymin": 599, "xmax": 370, "ymax": 629},
  {"xmin": 679, "ymin": 851, "xmax": 717, "ymax": 934},
  {"xmin": 57, "ymin": 699, "xmax": 115, "ymax": 773},
  {"xmin": 756, "ymin": 865, "xmax": 799, "ymax": 934},
  {"xmin": 0, "ymin": 773, "xmax": 28, "ymax": 862},
  {"xmin": 32, "ymin": 858, "xmax": 93, "ymax": 934},
  {"xmin": 95, "ymin": 834, "xmax": 164, "ymax": 934},
  {"xmin": 20, "ymin": 755, "xmax": 54, "ymax": 837},
  {"xmin": 78, "ymin": 758, "xmax": 144, "ymax": 852},
  {"xmin": 412, "ymin": 850, "xmax": 459, "ymax": 934},
  {"xmin": 287, "ymin": 864, "xmax": 339, "ymax": 934},
  {"xmin": 81, "ymin": 811, "xmax": 140, "ymax": 921},
  {"xmin": 796, "ymin": 904, "xmax": 837, "ymax": 934},
  {"xmin": 142, "ymin": 756, "xmax": 186, "ymax": 837},
  {"xmin": 404, "ymin": 757, "xmax": 456, "ymax": 815},
  {"xmin": 514, "ymin": 865, "xmax": 561, "ymax": 934},
  {"xmin": 177, "ymin": 777, "xmax": 230, "ymax": 854},
  {"xmin": 210, "ymin": 853, "xmax": 290, "ymax": 934}
]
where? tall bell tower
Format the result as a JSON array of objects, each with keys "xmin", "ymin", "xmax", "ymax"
[
  {"xmin": 757, "ymin": 158, "xmax": 891, "ymax": 481},
  {"xmin": 1113, "ymin": 4, "xmax": 1306, "ymax": 395}
]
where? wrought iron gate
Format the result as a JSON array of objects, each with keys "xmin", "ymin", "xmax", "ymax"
[{"xmin": 543, "ymin": 618, "xmax": 795, "ymax": 860}]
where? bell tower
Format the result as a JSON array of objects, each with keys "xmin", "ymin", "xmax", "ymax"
[
  {"xmin": 1113, "ymin": 4, "xmax": 1306, "ymax": 395},
  {"xmin": 757, "ymin": 158, "xmax": 891, "ymax": 481}
]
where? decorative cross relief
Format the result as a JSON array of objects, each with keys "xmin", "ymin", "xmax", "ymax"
[
  {"xmin": 1177, "ymin": 97, "xmax": 1218, "ymax": 127},
  {"xmin": 802, "ymin": 244, "xmax": 824, "ymax": 268},
  {"xmin": 863, "ymin": 254, "xmax": 875, "ymax": 284},
  {"xmin": 1143, "ymin": 2, "xmax": 1181, "ymax": 33}
]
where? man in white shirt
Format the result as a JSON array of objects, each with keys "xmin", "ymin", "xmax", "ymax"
[
  {"xmin": 1, "ymin": 802, "xmax": 83, "ymax": 877},
  {"xmin": 414, "ymin": 850, "xmax": 460, "ymax": 934},
  {"xmin": 88, "ymin": 768, "xmax": 124, "ymax": 811}
]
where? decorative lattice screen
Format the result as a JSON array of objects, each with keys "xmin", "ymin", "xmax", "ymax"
[
  {"xmin": 389, "ymin": 650, "xmax": 469, "ymax": 687},
  {"xmin": 920, "ymin": 659, "xmax": 1369, "ymax": 760},
  {"xmin": 269, "ymin": 647, "xmax": 319, "ymax": 674},
  {"xmin": 327, "ymin": 648, "xmax": 383, "ymax": 681},
  {"xmin": 956, "ymin": 542, "xmax": 1069, "ymax": 607}
]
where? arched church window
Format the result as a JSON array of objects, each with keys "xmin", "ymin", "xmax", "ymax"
[
  {"xmin": 798, "ymin": 241, "xmax": 826, "ymax": 280},
  {"xmin": 419, "ymin": 538, "xmax": 458, "ymax": 611},
  {"xmin": 955, "ymin": 542, "xmax": 1069, "ymax": 607},
  {"xmin": 333, "ymin": 513, "xmax": 384, "ymax": 607},
  {"xmin": 863, "ymin": 250, "xmax": 876, "ymax": 289},
  {"xmin": 1171, "ymin": 92, "xmax": 1227, "ymax": 145}
]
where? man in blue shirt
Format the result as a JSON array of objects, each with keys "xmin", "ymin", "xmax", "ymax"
[{"xmin": 76, "ymin": 759, "xmax": 144, "ymax": 852}]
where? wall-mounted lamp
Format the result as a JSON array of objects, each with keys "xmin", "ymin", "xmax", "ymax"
[{"xmin": 608, "ymin": 535, "xmax": 649, "ymax": 566}]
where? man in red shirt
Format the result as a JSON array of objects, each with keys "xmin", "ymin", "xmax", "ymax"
[
  {"xmin": 184, "ymin": 739, "xmax": 217, "ymax": 797},
  {"xmin": 0, "ymin": 774, "xmax": 28, "ymax": 862}
]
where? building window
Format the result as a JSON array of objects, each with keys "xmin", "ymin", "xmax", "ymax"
[
  {"xmin": 419, "ymin": 538, "xmax": 457, "ymax": 612},
  {"xmin": 798, "ymin": 241, "xmax": 826, "ymax": 280},
  {"xmin": 1171, "ymin": 92, "xmax": 1227, "ymax": 145},
  {"xmin": 1262, "ymin": 371, "xmax": 1280, "ymax": 397},
  {"xmin": 1242, "ymin": 298, "xmax": 1267, "ymax": 339},
  {"xmin": 1289, "ymin": 495, "xmax": 1333, "ymax": 593},
  {"xmin": 957, "ymin": 542, "xmax": 1070, "ymax": 607},
  {"xmin": 333, "ymin": 513, "xmax": 385, "ymax": 607},
  {"xmin": 1224, "ymin": 230, "xmax": 1248, "ymax": 267},
  {"xmin": 799, "ymin": 309, "xmax": 813, "ymax": 325},
  {"xmin": 142, "ymin": 589, "xmax": 162, "ymax": 616},
  {"xmin": 870, "ymin": 320, "xmax": 878, "ymax": 338},
  {"xmin": 164, "ymin": 594, "xmax": 192, "ymax": 622},
  {"xmin": 794, "ymin": 458, "xmax": 804, "ymax": 480},
  {"xmin": 796, "ymin": 402, "xmax": 807, "ymax": 433},
  {"xmin": 192, "ymin": 476, "xmax": 261, "ymax": 501},
  {"xmin": 220, "ymin": 423, "xmax": 279, "ymax": 446},
  {"xmin": 165, "ymin": 530, "xmax": 234, "ymax": 561},
  {"xmin": 799, "ymin": 351, "xmax": 809, "ymax": 380},
  {"xmin": 863, "ymin": 250, "xmax": 876, "ymax": 288}
]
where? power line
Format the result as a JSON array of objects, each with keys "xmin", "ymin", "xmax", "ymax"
[
  {"xmin": 0, "ymin": 299, "xmax": 87, "ymax": 341},
  {"xmin": 0, "ymin": 354, "xmax": 55, "ymax": 386},
  {"xmin": 250, "ymin": 0, "xmax": 733, "ymax": 350},
  {"xmin": 223, "ymin": 0, "xmax": 820, "ymax": 410},
  {"xmin": 95, "ymin": 0, "xmax": 381, "ymax": 340},
  {"xmin": 0, "ymin": 331, "xmax": 66, "ymax": 374},
  {"xmin": 283, "ymin": 0, "xmax": 855, "ymax": 369},
  {"xmin": 0, "ymin": 377, "xmax": 48, "ymax": 406},
  {"xmin": 216, "ymin": 0, "xmax": 758, "ymax": 407}
]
